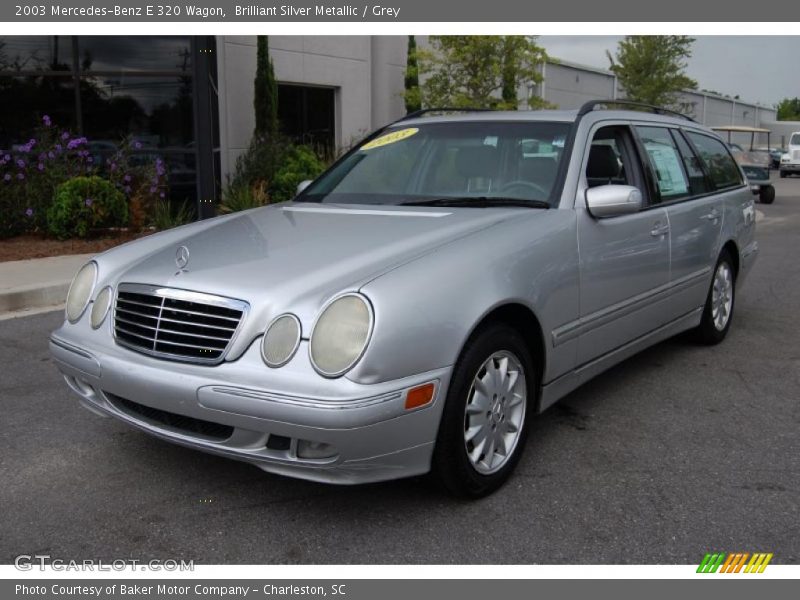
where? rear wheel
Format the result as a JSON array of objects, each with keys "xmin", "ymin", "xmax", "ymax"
[
  {"xmin": 695, "ymin": 250, "xmax": 736, "ymax": 345},
  {"xmin": 759, "ymin": 185, "xmax": 775, "ymax": 204},
  {"xmin": 432, "ymin": 323, "xmax": 536, "ymax": 498}
]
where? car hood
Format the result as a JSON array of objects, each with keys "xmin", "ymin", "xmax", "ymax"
[{"xmin": 104, "ymin": 202, "xmax": 525, "ymax": 355}]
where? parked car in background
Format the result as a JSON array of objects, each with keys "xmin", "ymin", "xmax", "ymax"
[
  {"xmin": 768, "ymin": 147, "xmax": 786, "ymax": 169},
  {"xmin": 780, "ymin": 132, "xmax": 800, "ymax": 178},
  {"xmin": 50, "ymin": 101, "xmax": 758, "ymax": 497}
]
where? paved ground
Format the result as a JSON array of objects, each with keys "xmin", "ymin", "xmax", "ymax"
[{"xmin": 1, "ymin": 177, "xmax": 798, "ymax": 565}]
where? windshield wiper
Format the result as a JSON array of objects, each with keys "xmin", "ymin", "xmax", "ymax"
[{"xmin": 400, "ymin": 197, "xmax": 550, "ymax": 209}]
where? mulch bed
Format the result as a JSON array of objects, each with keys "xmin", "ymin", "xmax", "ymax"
[{"xmin": 0, "ymin": 231, "xmax": 153, "ymax": 262}]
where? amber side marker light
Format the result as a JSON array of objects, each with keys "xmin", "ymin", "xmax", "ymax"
[{"xmin": 405, "ymin": 382, "xmax": 435, "ymax": 410}]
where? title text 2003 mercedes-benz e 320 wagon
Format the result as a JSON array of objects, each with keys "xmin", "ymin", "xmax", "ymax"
[{"xmin": 51, "ymin": 101, "xmax": 758, "ymax": 497}]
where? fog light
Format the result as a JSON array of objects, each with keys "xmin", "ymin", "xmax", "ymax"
[{"xmin": 297, "ymin": 439, "xmax": 337, "ymax": 459}]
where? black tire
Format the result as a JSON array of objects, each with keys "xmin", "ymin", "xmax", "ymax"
[
  {"xmin": 431, "ymin": 322, "xmax": 536, "ymax": 498},
  {"xmin": 759, "ymin": 185, "xmax": 775, "ymax": 204},
  {"xmin": 694, "ymin": 250, "xmax": 736, "ymax": 345},
  {"xmin": 780, "ymin": 170, "xmax": 787, "ymax": 178}
]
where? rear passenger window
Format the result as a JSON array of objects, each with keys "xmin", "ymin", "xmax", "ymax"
[
  {"xmin": 636, "ymin": 126, "xmax": 690, "ymax": 201},
  {"xmin": 671, "ymin": 130, "xmax": 712, "ymax": 195},
  {"xmin": 685, "ymin": 132, "xmax": 743, "ymax": 190}
]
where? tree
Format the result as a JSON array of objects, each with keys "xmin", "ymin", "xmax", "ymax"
[
  {"xmin": 413, "ymin": 36, "xmax": 548, "ymax": 110},
  {"xmin": 254, "ymin": 35, "xmax": 279, "ymax": 137},
  {"xmin": 607, "ymin": 36, "xmax": 697, "ymax": 111},
  {"xmin": 404, "ymin": 36, "xmax": 421, "ymax": 114},
  {"xmin": 776, "ymin": 97, "xmax": 800, "ymax": 121}
]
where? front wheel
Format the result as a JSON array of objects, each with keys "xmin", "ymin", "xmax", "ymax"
[
  {"xmin": 431, "ymin": 323, "xmax": 536, "ymax": 498},
  {"xmin": 780, "ymin": 170, "xmax": 787, "ymax": 178},
  {"xmin": 759, "ymin": 185, "xmax": 775, "ymax": 204},
  {"xmin": 694, "ymin": 251, "xmax": 736, "ymax": 345}
]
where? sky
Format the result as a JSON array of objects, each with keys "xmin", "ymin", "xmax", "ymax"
[{"xmin": 537, "ymin": 36, "xmax": 800, "ymax": 108}]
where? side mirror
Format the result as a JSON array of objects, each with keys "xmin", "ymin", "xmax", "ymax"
[
  {"xmin": 585, "ymin": 185, "xmax": 642, "ymax": 218},
  {"xmin": 296, "ymin": 180, "xmax": 312, "ymax": 195}
]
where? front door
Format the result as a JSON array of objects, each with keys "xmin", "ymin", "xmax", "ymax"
[{"xmin": 575, "ymin": 124, "xmax": 672, "ymax": 365}]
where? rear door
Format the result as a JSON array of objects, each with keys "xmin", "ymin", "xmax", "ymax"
[{"xmin": 639, "ymin": 128, "xmax": 735, "ymax": 319}]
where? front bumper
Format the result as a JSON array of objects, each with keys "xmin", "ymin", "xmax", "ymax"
[
  {"xmin": 780, "ymin": 163, "xmax": 800, "ymax": 172},
  {"xmin": 50, "ymin": 320, "xmax": 451, "ymax": 484}
]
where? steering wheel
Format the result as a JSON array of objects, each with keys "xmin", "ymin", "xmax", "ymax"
[{"xmin": 498, "ymin": 180, "xmax": 549, "ymax": 199}]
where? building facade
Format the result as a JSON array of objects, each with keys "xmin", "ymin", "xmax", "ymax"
[{"xmin": 0, "ymin": 34, "xmax": 780, "ymax": 220}]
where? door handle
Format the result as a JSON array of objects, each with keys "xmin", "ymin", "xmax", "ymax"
[
  {"xmin": 650, "ymin": 222, "xmax": 670, "ymax": 237},
  {"xmin": 700, "ymin": 208, "xmax": 720, "ymax": 221}
]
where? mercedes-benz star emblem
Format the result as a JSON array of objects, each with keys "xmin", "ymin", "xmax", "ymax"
[{"xmin": 175, "ymin": 245, "xmax": 190, "ymax": 271}]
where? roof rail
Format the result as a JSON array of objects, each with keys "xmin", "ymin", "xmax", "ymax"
[
  {"xmin": 397, "ymin": 107, "xmax": 494, "ymax": 122},
  {"xmin": 578, "ymin": 99, "xmax": 696, "ymax": 122}
]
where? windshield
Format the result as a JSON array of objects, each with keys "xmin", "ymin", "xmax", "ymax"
[
  {"xmin": 299, "ymin": 121, "xmax": 570, "ymax": 206},
  {"xmin": 791, "ymin": 134, "xmax": 800, "ymax": 146}
]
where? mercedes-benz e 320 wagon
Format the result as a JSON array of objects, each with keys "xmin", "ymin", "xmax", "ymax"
[{"xmin": 51, "ymin": 101, "xmax": 758, "ymax": 497}]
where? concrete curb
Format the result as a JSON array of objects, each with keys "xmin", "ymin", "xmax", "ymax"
[
  {"xmin": 0, "ymin": 281, "xmax": 70, "ymax": 313},
  {"xmin": 0, "ymin": 253, "xmax": 94, "ymax": 316}
]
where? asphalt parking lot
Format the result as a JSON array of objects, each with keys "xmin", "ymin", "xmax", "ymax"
[{"xmin": 1, "ymin": 175, "xmax": 798, "ymax": 565}]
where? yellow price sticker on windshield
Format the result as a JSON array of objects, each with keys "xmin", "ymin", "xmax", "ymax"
[{"xmin": 361, "ymin": 128, "xmax": 419, "ymax": 151}]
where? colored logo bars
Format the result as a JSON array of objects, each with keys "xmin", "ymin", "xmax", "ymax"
[{"xmin": 697, "ymin": 552, "xmax": 773, "ymax": 573}]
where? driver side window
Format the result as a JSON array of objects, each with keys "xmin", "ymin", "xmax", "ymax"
[{"xmin": 586, "ymin": 126, "xmax": 639, "ymax": 188}]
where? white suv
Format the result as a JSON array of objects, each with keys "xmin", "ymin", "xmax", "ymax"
[{"xmin": 779, "ymin": 132, "xmax": 800, "ymax": 178}]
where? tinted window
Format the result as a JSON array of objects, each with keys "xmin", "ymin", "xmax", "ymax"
[
  {"xmin": 636, "ymin": 126, "xmax": 690, "ymax": 201},
  {"xmin": 672, "ymin": 130, "xmax": 712, "ymax": 195},
  {"xmin": 685, "ymin": 132, "xmax": 743, "ymax": 190}
]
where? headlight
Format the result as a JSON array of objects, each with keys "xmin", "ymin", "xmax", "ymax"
[
  {"xmin": 65, "ymin": 261, "xmax": 97, "ymax": 323},
  {"xmin": 90, "ymin": 286, "xmax": 113, "ymax": 329},
  {"xmin": 261, "ymin": 314, "xmax": 301, "ymax": 368},
  {"xmin": 309, "ymin": 293, "xmax": 373, "ymax": 377}
]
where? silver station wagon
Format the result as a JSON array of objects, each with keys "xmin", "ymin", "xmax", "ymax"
[{"xmin": 51, "ymin": 101, "xmax": 758, "ymax": 497}]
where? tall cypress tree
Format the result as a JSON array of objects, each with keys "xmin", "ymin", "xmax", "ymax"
[
  {"xmin": 404, "ymin": 35, "xmax": 421, "ymax": 114},
  {"xmin": 254, "ymin": 35, "xmax": 279, "ymax": 137}
]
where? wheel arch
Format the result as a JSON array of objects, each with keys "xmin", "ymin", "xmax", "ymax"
[
  {"xmin": 720, "ymin": 239, "xmax": 740, "ymax": 278},
  {"xmin": 460, "ymin": 302, "xmax": 547, "ymax": 410}
]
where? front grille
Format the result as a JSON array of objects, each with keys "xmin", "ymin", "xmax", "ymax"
[
  {"xmin": 794, "ymin": 150, "xmax": 800, "ymax": 161},
  {"xmin": 109, "ymin": 394, "xmax": 234, "ymax": 441},
  {"xmin": 114, "ymin": 283, "xmax": 247, "ymax": 364}
]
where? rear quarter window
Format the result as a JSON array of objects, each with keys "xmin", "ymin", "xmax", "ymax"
[{"xmin": 685, "ymin": 132, "xmax": 743, "ymax": 190}]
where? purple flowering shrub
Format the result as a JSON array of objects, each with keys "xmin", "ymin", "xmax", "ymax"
[
  {"xmin": 0, "ymin": 116, "xmax": 95, "ymax": 237},
  {"xmin": 105, "ymin": 137, "xmax": 169, "ymax": 229},
  {"xmin": 46, "ymin": 176, "xmax": 128, "ymax": 239},
  {"xmin": 0, "ymin": 117, "xmax": 171, "ymax": 239}
]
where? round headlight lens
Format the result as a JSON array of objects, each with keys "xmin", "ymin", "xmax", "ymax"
[
  {"xmin": 90, "ymin": 286, "xmax": 113, "ymax": 329},
  {"xmin": 261, "ymin": 314, "xmax": 301, "ymax": 368},
  {"xmin": 310, "ymin": 293, "xmax": 373, "ymax": 377},
  {"xmin": 66, "ymin": 262, "xmax": 97, "ymax": 323}
]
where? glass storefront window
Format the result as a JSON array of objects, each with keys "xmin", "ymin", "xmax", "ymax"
[
  {"xmin": 77, "ymin": 37, "xmax": 191, "ymax": 72},
  {"xmin": 0, "ymin": 36, "xmax": 73, "ymax": 72},
  {"xmin": 0, "ymin": 36, "xmax": 215, "ymax": 213},
  {"xmin": 80, "ymin": 75, "xmax": 194, "ymax": 147}
]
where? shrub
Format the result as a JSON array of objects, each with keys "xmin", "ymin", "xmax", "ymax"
[
  {"xmin": 224, "ymin": 134, "xmax": 326, "ymax": 209},
  {"xmin": 271, "ymin": 145, "xmax": 326, "ymax": 203},
  {"xmin": 47, "ymin": 176, "xmax": 128, "ymax": 239},
  {"xmin": 105, "ymin": 137, "xmax": 169, "ymax": 230},
  {"xmin": 219, "ymin": 181, "xmax": 269, "ymax": 214},
  {"xmin": 152, "ymin": 198, "xmax": 192, "ymax": 231},
  {"xmin": 0, "ymin": 115, "xmax": 96, "ymax": 238}
]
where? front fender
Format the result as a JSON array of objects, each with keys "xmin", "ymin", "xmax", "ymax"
[{"xmin": 349, "ymin": 209, "xmax": 579, "ymax": 385}]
